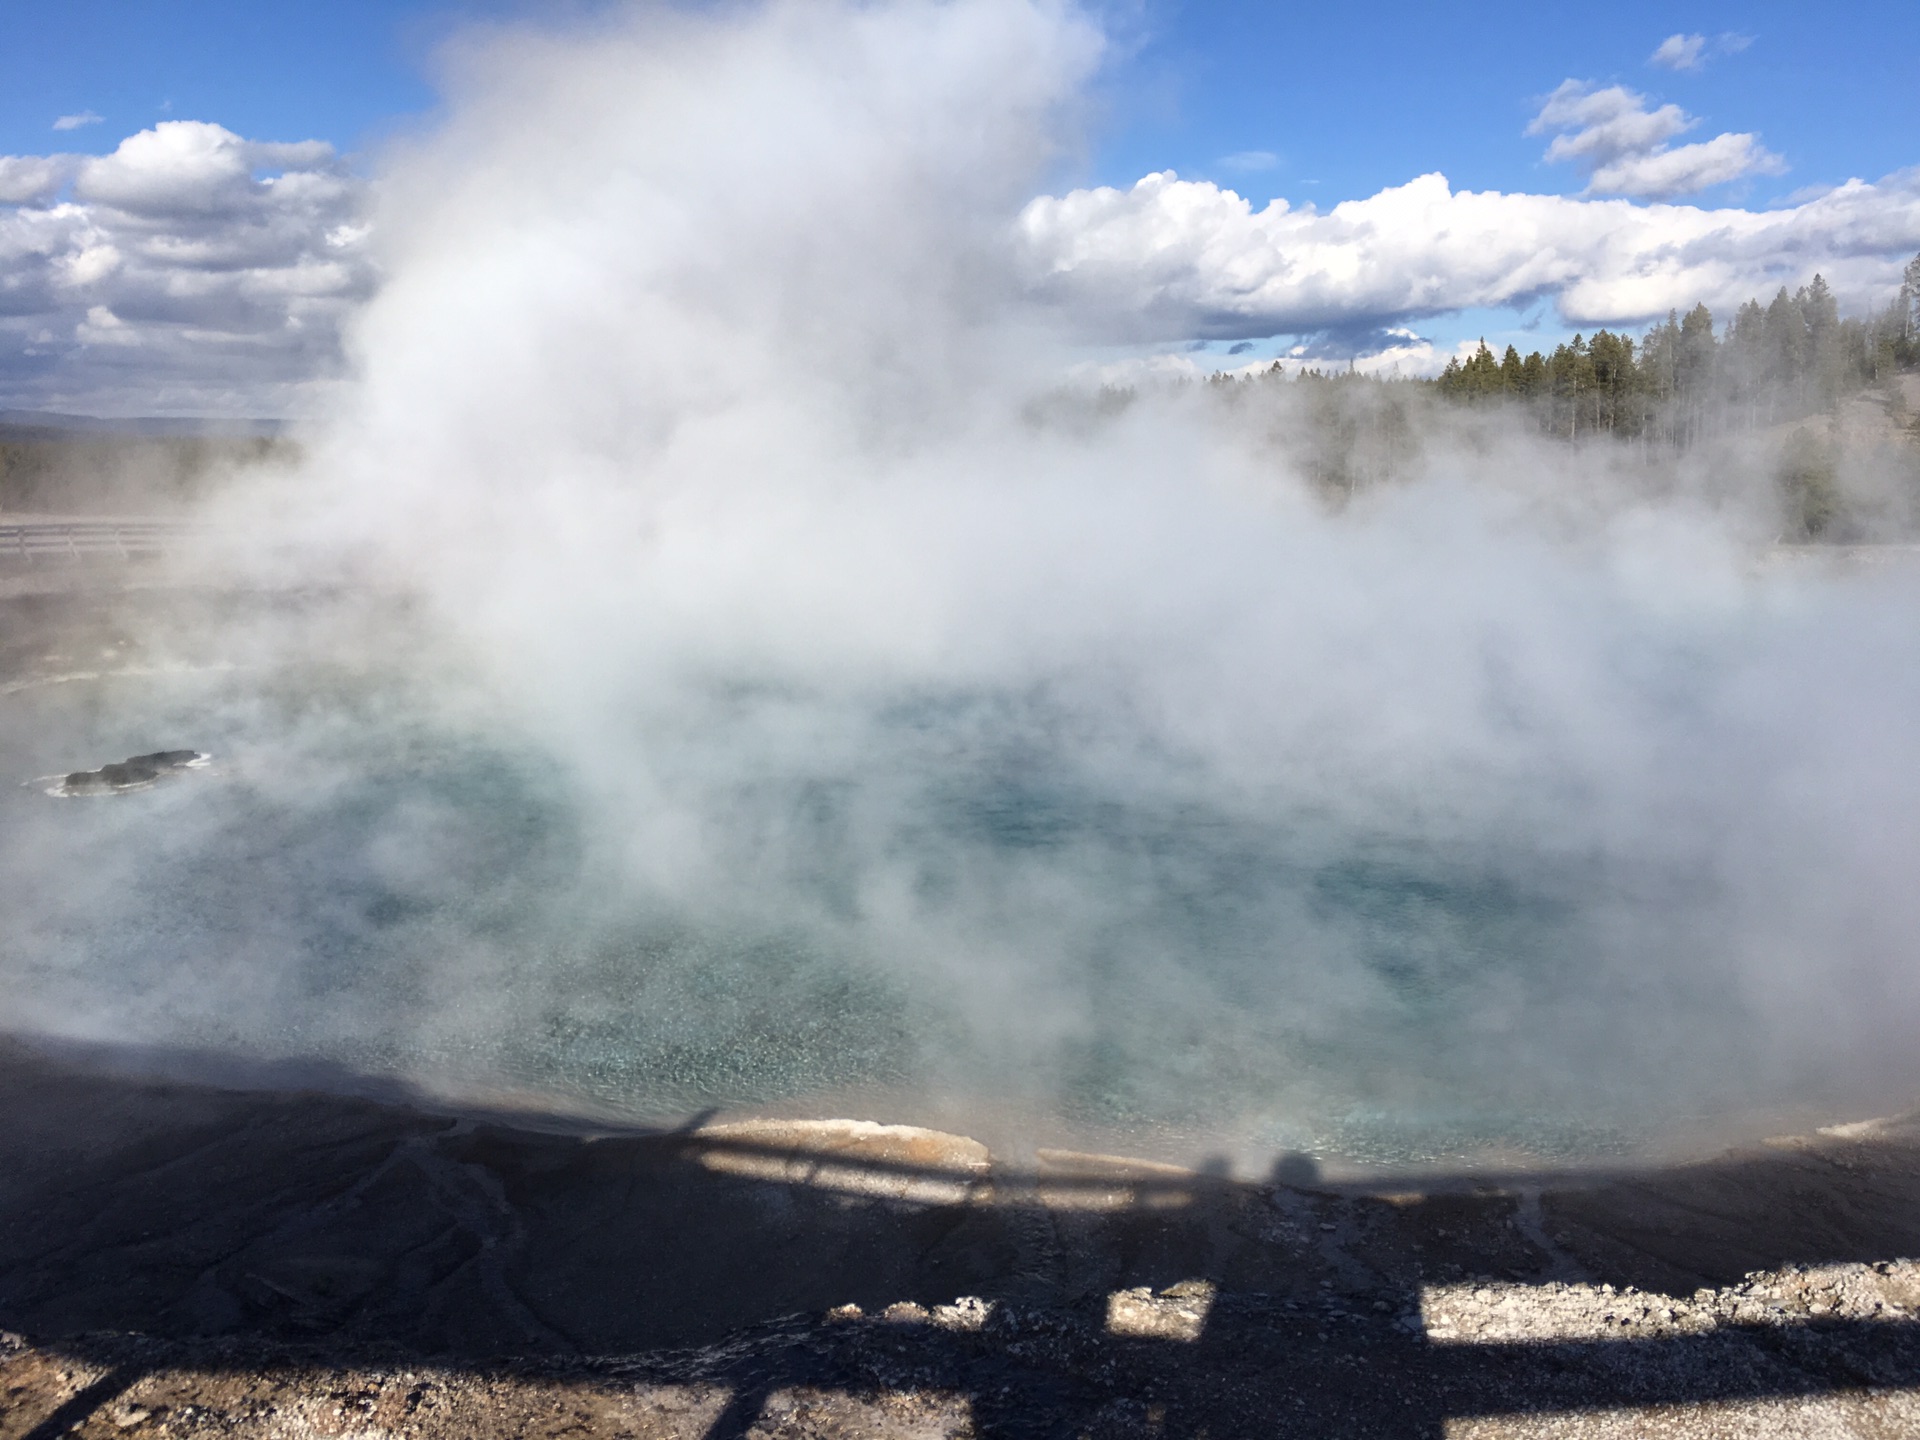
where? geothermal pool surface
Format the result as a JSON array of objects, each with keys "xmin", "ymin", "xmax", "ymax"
[{"xmin": 6, "ymin": 637, "xmax": 1903, "ymax": 1170}]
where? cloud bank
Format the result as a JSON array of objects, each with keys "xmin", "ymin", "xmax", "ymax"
[
  {"xmin": 0, "ymin": 120, "xmax": 371, "ymax": 416},
  {"xmin": 1017, "ymin": 167, "xmax": 1920, "ymax": 342},
  {"xmin": 0, "ymin": 11, "xmax": 1914, "ymax": 412}
]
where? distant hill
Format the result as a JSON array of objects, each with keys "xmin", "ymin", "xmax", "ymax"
[
  {"xmin": 0, "ymin": 417, "xmax": 298, "ymax": 515},
  {"xmin": 0, "ymin": 411, "xmax": 288, "ymax": 440}
]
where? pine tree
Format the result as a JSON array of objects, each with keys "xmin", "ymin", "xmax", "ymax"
[
  {"xmin": 1588, "ymin": 330, "xmax": 1637, "ymax": 433},
  {"xmin": 1549, "ymin": 335, "xmax": 1596, "ymax": 438},
  {"xmin": 1641, "ymin": 311, "xmax": 1682, "ymax": 406},
  {"xmin": 1763, "ymin": 287, "xmax": 1808, "ymax": 407},
  {"xmin": 1902, "ymin": 252, "xmax": 1920, "ymax": 351},
  {"xmin": 1724, "ymin": 299, "xmax": 1768, "ymax": 426},
  {"xmin": 1520, "ymin": 350, "xmax": 1547, "ymax": 397},
  {"xmin": 1675, "ymin": 305, "xmax": 1716, "ymax": 445}
]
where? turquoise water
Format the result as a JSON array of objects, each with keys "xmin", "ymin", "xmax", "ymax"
[{"xmin": 0, "ymin": 661, "xmax": 1795, "ymax": 1164}]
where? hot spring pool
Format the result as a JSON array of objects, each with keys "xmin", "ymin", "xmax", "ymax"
[{"xmin": 0, "ymin": 646, "xmax": 1906, "ymax": 1171}]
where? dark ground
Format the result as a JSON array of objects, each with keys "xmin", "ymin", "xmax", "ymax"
[{"xmin": 0, "ymin": 1039, "xmax": 1917, "ymax": 1438}]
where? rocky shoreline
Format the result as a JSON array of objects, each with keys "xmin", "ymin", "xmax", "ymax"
[{"xmin": 5, "ymin": 1256, "xmax": 1920, "ymax": 1440}]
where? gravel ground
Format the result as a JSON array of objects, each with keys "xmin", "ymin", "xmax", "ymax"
[{"xmin": 0, "ymin": 1049, "xmax": 1915, "ymax": 1440}]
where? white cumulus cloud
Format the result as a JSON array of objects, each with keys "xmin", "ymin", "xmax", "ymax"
[
  {"xmin": 1529, "ymin": 80, "xmax": 1783, "ymax": 199},
  {"xmin": 1532, "ymin": 82, "xmax": 1691, "ymax": 164},
  {"xmin": 1649, "ymin": 34, "xmax": 1706, "ymax": 71},
  {"xmin": 0, "ymin": 56, "xmax": 1911, "ymax": 414},
  {"xmin": 0, "ymin": 154, "xmax": 74, "ymax": 205},
  {"xmin": 0, "ymin": 121, "xmax": 372, "ymax": 416},
  {"xmin": 52, "ymin": 110, "xmax": 104, "ymax": 132},
  {"xmin": 1589, "ymin": 131, "xmax": 1783, "ymax": 199},
  {"xmin": 1016, "ymin": 168, "xmax": 1920, "ymax": 342}
]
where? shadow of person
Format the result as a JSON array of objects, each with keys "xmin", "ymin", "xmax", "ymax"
[
  {"xmin": 1268, "ymin": 1151, "xmax": 1322, "ymax": 1188},
  {"xmin": 2, "ymin": 1040, "xmax": 1919, "ymax": 1440}
]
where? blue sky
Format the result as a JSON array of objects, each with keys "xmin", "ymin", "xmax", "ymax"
[
  {"xmin": 8, "ymin": 1, "xmax": 1912, "ymax": 199},
  {"xmin": 3, "ymin": 0, "xmax": 1917, "ymax": 412},
  {"xmin": 1093, "ymin": 2, "xmax": 1917, "ymax": 205},
  {"xmin": 0, "ymin": 0, "xmax": 447, "ymax": 162}
]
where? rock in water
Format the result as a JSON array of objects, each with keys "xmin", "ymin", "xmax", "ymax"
[
  {"xmin": 99, "ymin": 762, "xmax": 160, "ymax": 787},
  {"xmin": 125, "ymin": 750, "xmax": 205, "ymax": 771},
  {"xmin": 50, "ymin": 750, "xmax": 208, "ymax": 796}
]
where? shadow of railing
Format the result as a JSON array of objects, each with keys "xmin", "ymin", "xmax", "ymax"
[{"xmin": 0, "ymin": 1041, "xmax": 1915, "ymax": 1438}]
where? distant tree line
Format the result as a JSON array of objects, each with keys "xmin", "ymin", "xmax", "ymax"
[
  {"xmin": 0, "ymin": 427, "xmax": 297, "ymax": 514},
  {"xmin": 1176, "ymin": 255, "xmax": 1920, "ymax": 539},
  {"xmin": 1431, "ymin": 253, "xmax": 1920, "ymax": 445}
]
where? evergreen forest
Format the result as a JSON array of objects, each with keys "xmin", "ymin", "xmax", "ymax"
[
  {"xmin": 1173, "ymin": 253, "xmax": 1920, "ymax": 542},
  {"xmin": 1427, "ymin": 256, "xmax": 1920, "ymax": 445}
]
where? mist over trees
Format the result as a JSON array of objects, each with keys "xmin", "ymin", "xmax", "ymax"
[
  {"xmin": 1175, "ymin": 257, "xmax": 1920, "ymax": 543},
  {"xmin": 1431, "ymin": 263, "xmax": 1919, "ymax": 444},
  {"xmin": 0, "ymin": 428, "xmax": 297, "ymax": 515}
]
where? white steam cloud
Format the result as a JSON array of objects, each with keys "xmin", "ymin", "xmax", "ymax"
[{"xmin": 5, "ymin": 0, "xmax": 1920, "ymax": 1164}]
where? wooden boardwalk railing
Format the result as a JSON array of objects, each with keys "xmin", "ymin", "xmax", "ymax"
[{"xmin": 0, "ymin": 520, "xmax": 199, "ymax": 562}]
